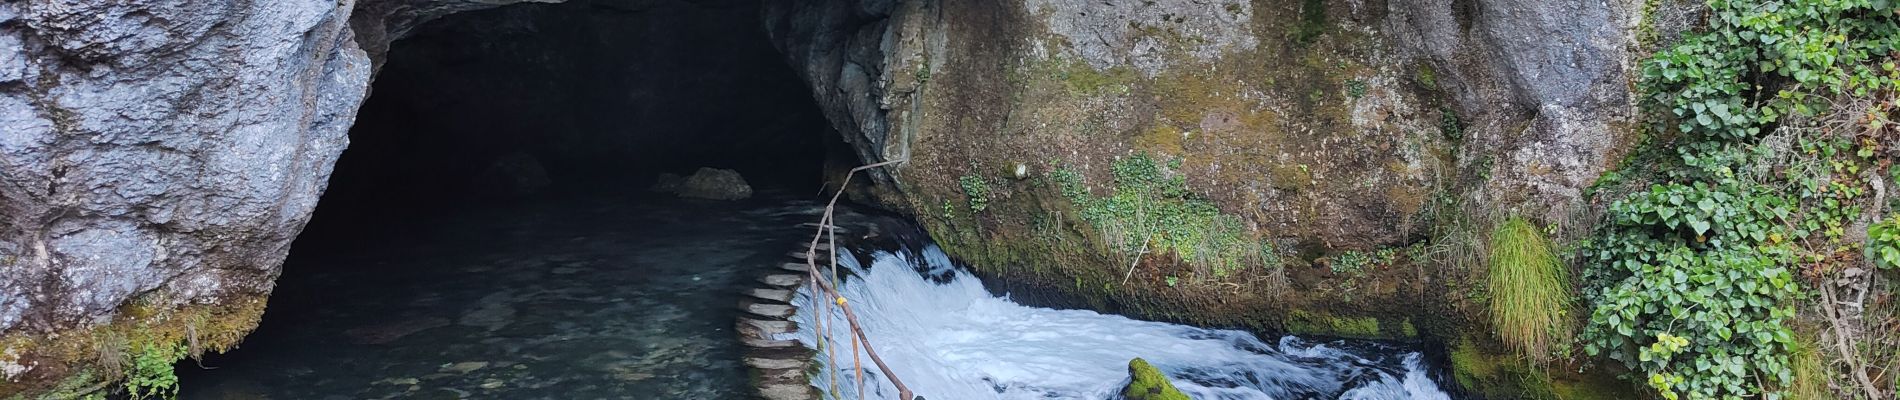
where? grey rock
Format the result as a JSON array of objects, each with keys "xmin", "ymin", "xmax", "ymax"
[
  {"xmin": 0, "ymin": 1, "xmax": 550, "ymax": 391},
  {"xmin": 0, "ymin": 0, "xmax": 562, "ymax": 390},
  {"xmin": 649, "ymin": 173, "xmax": 687, "ymax": 193},
  {"xmin": 1024, "ymin": 0, "xmax": 1258, "ymax": 76},
  {"xmin": 675, "ymin": 168, "xmax": 753, "ymax": 201},
  {"xmin": 476, "ymin": 152, "xmax": 551, "ymax": 198},
  {"xmin": 1387, "ymin": 0, "xmax": 1641, "ymax": 220},
  {"xmin": 1, "ymin": 0, "xmax": 370, "ymax": 344}
]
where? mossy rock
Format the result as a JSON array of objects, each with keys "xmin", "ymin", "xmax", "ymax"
[
  {"xmin": 1121, "ymin": 358, "xmax": 1190, "ymax": 400},
  {"xmin": 1448, "ymin": 338, "xmax": 1633, "ymax": 400}
]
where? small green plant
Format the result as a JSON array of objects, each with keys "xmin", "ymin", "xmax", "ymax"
[
  {"xmin": 1344, "ymin": 79, "xmax": 1368, "ymax": 99},
  {"xmin": 125, "ymin": 338, "xmax": 184, "ymax": 400},
  {"xmin": 1329, "ymin": 248, "xmax": 1396, "ymax": 276},
  {"xmin": 958, "ymin": 174, "xmax": 992, "ymax": 212},
  {"xmin": 1415, "ymin": 64, "xmax": 1438, "ymax": 90},
  {"xmin": 1869, "ymin": 216, "xmax": 1900, "ymax": 270},
  {"xmin": 1486, "ymin": 217, "xmax": 1571, "ymax": 361},
  {"xmin": 1438, "ymin": 107, "xmax": 1463, "ymax": 141},
  {"xmin": 1050, "ymin": 154, "xmax": 1270, "ymax": 279},
  {"xmin": 1165, "ymin": 276, "xmax": 1179, "ymax": 287},
  {"xmin": 1294, "ymin": 0, "xmax": 1328, "ymax": 45}
]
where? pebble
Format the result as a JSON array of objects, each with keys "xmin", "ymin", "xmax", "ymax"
[
  {"xmin": 441, "ymin": 361, "xmax": 489, "ymax": 374},
  {"xmin": 375, "ymin": 378, "xmax": 420, "ymax": 386}
]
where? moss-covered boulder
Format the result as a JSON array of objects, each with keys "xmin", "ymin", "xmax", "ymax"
[
  {"xmin": 765, "ymin": 0, "xmax": 1656, "ymax": 397},
  {"xmin": 1121, "ymin": 358, "xmax": 1190, "ymax": 400}
]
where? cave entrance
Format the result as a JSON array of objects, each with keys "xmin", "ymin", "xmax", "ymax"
[{"xmin": 176, "ymin": 1, "xmax": 841, "ymax": 398}]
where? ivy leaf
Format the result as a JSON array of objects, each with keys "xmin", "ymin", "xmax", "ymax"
[{"xmin": 1691, "ymin": 220, "xmax": 1713, "ymax": 235}]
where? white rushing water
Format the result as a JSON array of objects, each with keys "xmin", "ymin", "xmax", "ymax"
[{"xmin": 777, "ymin": 244, "xmax": 1455, "ymax": 400}]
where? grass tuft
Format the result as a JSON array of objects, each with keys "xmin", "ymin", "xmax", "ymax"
[
  {"xmin": 1787, "ymin": 336, "xmax": 1830, "ymax": 400},
  {"xmin": 1487, "ymin": 216, "xmax": 1572, "ymax": 362}
]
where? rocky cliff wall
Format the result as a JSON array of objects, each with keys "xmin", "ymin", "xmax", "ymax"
[
  {"xmin": 0, "ymin": 0, "xmax": 557, "ymax": 395},
  {"xmin": 1, "ymin": 0, "xmax": 1656, "ymax": 396},
  {"xmin": 764, "ymin": 0, "xmax": 1647, "ymax": 395}
]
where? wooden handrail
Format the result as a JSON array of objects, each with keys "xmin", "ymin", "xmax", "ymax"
[{"xmin": 803, "ymin": 159, "xmax": 917, "ymax": 400}]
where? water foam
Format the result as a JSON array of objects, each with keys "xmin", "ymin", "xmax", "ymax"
[{"xmin": 778, "ymin": 244, "xmax": 1454, "ymax": 400}]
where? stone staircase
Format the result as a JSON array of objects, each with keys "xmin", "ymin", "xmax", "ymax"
[{"xmin": 737, "ymin": 225, "xmax": 860, "ymax": 400}]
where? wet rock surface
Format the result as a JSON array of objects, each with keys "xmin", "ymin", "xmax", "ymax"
[
  {"xmin": 177, "ymin": 193, "xmax": 828, "ymax": 399},
  {"xmin": 676, "ymin": 168, "xmax": 755, "ymax": 201}
]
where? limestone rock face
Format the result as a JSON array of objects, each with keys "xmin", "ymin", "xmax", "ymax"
[
  {"xmin": 767, "ymin": 0, "xmax": 1641, "ymax": 248},
  {"xmin": 0, "ymin": 0, "xmax": 1655, "ymax": 395},
  {"xmin": 0, "ymin": 0, "xmax": 368, "ymax": 339},
  {"xmin": 1387, "ymin": 0, "xmax": 1642, "ymax": 222},
  {"xmin": 761, "ymin": 0, "xmax": 1645, "ymax": 360},
  {"xmin": 0, "ymin": 0, "xmax": 549, "ymax": 394}
]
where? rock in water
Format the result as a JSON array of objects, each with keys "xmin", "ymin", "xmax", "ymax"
[
  {"xmin": 1121, "ymin": 358, "xmax": 1189, "ymax": 400},
  {"xmin": 649, "ymin": 172, "xmax": 687, "ymax": 193},
  {"xmin": 476, "ymin": 152, "xmax": 551, "ymax": 198},
  {"xmin": 677, "ymin": 168, "xmax": 753, "ymax": 200}
]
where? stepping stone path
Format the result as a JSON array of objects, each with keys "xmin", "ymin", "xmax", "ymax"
[{"xmin": 737, "ymin": 220, "xmax": 873, "ymax": 400}]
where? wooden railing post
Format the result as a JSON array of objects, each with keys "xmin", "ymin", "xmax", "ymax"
[{"xmin": 803, "ymin": 160, "xmax": 916, "ymax": 400}]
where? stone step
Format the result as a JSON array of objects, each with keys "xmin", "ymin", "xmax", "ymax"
[
  {"xmin": 756, "ymin": 367, "xmax": 806, "ymax": 384},
  {"xmin": 740, "ymin": 300, "xmax": 796, "ymax": 319},
  {"xmin": 779, "ymin": 262, "xmax": 811, "ymax": 272},
  {"xmin": 787, "ymin": 250, "xmax": 830, "ymax": 261},
  {"xmin": 744, "ymin": 347, "xmax": 815, "ymax": 370},
  {"xmin": 757, "ymin": 274, "xmax": 803, "ymax": 288},
  {"xmin": 747, "ymin": 288, "xmax": 794, "ymax": 303},
  {"xmin": 756, "ymin": 365, "xmax": 817, "ymax": 400},
  {"xmin": 740, "ymin": 336, "xmax": 801, "ymax": 349},
  {"xmin": 759, "ymin": 383, "xmax": 817, "ymax": 400},
  {"xmin": 736, "ymin": 318, "xmax": 797, "ymax": 338},
  {"xmin": 745, "ymin": 356, "xmax": 806, "ymax": 370}
]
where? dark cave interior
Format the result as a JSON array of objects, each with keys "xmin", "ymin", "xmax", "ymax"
[
  {"xmin": 175, "ymin": 1, "xmax": 842, "ymax": 397},
  {"xmin": 302, "ymin": 0, "xmax": 842, "ymax": 251}
]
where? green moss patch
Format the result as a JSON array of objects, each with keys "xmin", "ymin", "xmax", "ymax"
[
  {"xmin": 1122, "ymin": 358, "xmax": 1190, "ymax": 400},
  {"xmin": 1283, "ymin": 310, "xmax": 1382, "ymax": 338},
  {"xmin": 1, "ymin": 292, "xmax": 267, "ymax": 399},
  {"xmin": 1450, "ymin": 338, "xmax": 1632, "ymax": 400}
]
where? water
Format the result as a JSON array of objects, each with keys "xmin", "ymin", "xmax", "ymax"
[
  {"xmin": 782, "ymin": 244, "xmax": 1455, "ymax": 400},
  {"xmin": 178, "ymin": 193, "xmax": 830, "ymax": 399}
]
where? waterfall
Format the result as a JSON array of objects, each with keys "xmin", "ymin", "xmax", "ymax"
[{"xmin": 778, "ymin": 242, "xmax": 1455, "ymax": 400}]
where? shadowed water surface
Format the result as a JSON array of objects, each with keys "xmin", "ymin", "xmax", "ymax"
[{"xmin": 179, "ymin": 192, "xmax": 826, "ymax": 399}]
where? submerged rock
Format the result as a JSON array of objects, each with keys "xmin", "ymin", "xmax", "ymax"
[
  {"xmin": 476, "ymin": 152, "xmax": 552, "ymax": 198},
  {"xmin": 343, "ymin": 317, "xmax": 451, "ymax": 345},
  {"xmin": 675, "ymin": 168, "xmax": 754, "ymax": 200},
  {"xmin": 649, "ymin": 172, "xmax": 687, "ymax": 193},
  {"xmin": 1121, "ymin": 358, "xmax": 1189, "ymax": 400}
]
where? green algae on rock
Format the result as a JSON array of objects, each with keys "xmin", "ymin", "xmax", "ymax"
[{"xmin": 1121, "ymin": 358, "xmax": 1190, "ymax": 400}]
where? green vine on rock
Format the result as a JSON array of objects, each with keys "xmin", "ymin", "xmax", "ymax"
[{"xmin": 1583, "ymin": 0, "xmax": 1900, "ymax": 399}]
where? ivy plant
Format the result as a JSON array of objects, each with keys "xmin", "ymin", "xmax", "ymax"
[
  {"xmin": 1583, "ymin": 0, "xmax": 1900, "ymax": 398},
  {"xmin": 1870, "ymin": 216, "xmax": 1900, "ymax": 270}
]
